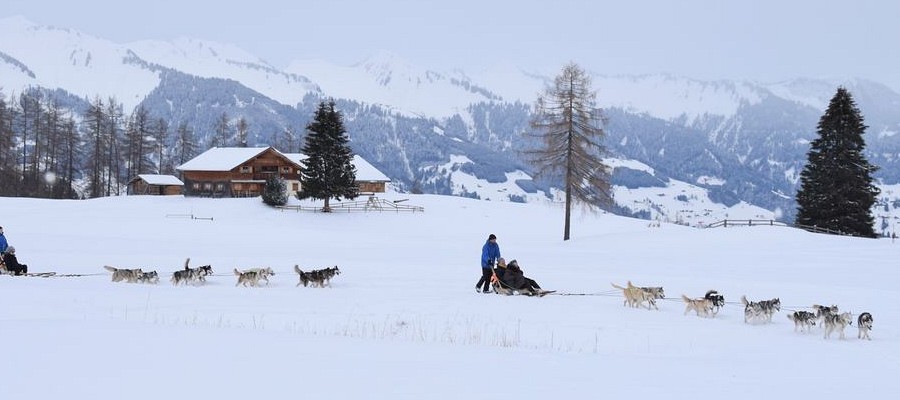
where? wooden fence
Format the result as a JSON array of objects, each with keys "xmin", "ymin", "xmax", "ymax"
[
  {"xmin": 705, "ymin": 219, "xmax": 849, "ymax": 236},
  {"xmin": 277, "ymin": 197, "xmax": 424, "ymax": 213}
]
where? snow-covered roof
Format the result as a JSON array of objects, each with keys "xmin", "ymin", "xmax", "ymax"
[
  {"xmin": 284, "ymin": 153, "xmax": 391, "ymax": 182},
  {"xmin": 133, "ymin": 174, "xmax": 184, "ymax": 186},
  {"xmin": 176, "ymin": 147, "xmax": 284, "ymax": 171},
  {"xmin": 177, "ymin": 147, "xmax": 389, "ymax": 182}
]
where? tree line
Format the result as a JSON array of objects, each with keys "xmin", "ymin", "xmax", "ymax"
[{"xmin": 0, "ymin": 88, "xmax": 271, "ymax": 199}]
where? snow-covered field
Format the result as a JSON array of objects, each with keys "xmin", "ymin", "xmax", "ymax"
[{"xmin": 1, "ymin": 193, "xmax": 897, "ymax": 399}]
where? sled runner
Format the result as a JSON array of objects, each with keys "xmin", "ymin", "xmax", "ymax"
[{"xmin": 21, "ymin": 272, "xmax": 56, "ymax": 277}]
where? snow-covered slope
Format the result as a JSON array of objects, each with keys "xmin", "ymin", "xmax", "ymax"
[
  {"xmin": 1, "ymin": 194, "xmax": 897, "ymax": 399},
  {"xmin": 0, "ymin": 16, "xmax": 321, "ymax": 110},
  {"xmin": 127, "ymin": 37, "xmax": 320, "ymax": 106},
  {"xmin": 0, "ymin": 15, "xmax": 159, "ymax": 110},
  {"xmin": 3, "ymin": 16, "xmax": 895, "ymax": 125},
  {"xmin": 426, "ymin": 155, "xmax": 774, "ymax": 225}
]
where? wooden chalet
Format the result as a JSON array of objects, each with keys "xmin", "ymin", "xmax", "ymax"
[
  {"xmin": 176, "ymin": 147, "xmax": 301, "ymax": 197},
  {"xmin": 127, "ymin": 174, "xmax": 184, "ymax": 195},
  {"xmin": 177, "ymin": 147, "xmax": 392, "ymax": 198}
]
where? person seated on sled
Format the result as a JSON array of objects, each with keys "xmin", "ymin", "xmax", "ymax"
[
  {"xmin": 2, "ymin": 246, "xmax": 28, "ymax": 276},
  {"xmin": 495, "ymin": 258, "xmax": 541, "ymax": 294}
]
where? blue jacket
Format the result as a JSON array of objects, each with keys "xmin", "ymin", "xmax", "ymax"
[
  {"xmin": 0, "ymin": 233, "xmax": 7, "ymax": 254},
  {"xmin": 481, "ymin": 240, "xmax": 500, "ymax": 269}
]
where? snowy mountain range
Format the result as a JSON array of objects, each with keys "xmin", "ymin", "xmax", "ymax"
[{"xmin": 3, "ymin": 15, "xmax": 900, "ymax": 227}]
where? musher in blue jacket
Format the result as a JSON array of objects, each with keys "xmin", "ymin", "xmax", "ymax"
[
  {"xmin": 0, "ymin": 226, "xmax": 8, "ymax": 255},
  {"xmin": 476, "ymin": 234, "xmax": 500, "ymax": 293}
]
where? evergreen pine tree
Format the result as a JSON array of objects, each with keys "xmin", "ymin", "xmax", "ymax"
[
  {"xmin": 297, "ymin": 100, "xmax": 358, "ymax": 212},
  {"xmin": 261, "ymin": 175, "xmax": 288, "ymax": 206},
  {"xmin": 795, "ymin": 87, "xmax": 880, "ymax": 237}
]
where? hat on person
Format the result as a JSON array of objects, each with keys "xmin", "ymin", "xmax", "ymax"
[
  {"xmin": 6, "ymin": 246, "xmax": 14, "ymax": 254},
  {"xmin": 488, "ymin": 234, "xmax": 496, "ymax": 241}
]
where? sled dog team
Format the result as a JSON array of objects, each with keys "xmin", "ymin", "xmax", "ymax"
[
  {"xmin": 102, "ymin": 258, "xmax": 340, "ymax": 289},
  {"xmin": 611, "ymin": 280, "xmax": 874, "ymax": 340},
  {"xmin": 102, "ymin": 259, "xmax": 874, "ymax": 340}
]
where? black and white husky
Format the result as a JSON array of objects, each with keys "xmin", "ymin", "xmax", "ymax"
[
  {"xmin": 857, "ymin": 312, "xmax": 873, "ymax": 340},
  {"xmin": 787, "ymin": 310, "xmax": 817, "ymax": 332},
  {"xmin": 704, "ymin": 290, "xmax": 725, "ymax": 316},
  {"xmin": 171, "ymin": 258, "xmax": 213, "ymax": 286}
]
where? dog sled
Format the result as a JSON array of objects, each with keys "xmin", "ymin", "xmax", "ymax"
[{"xmin": 490, "ymin": 258, "xmax": 555, "ymax": 297}]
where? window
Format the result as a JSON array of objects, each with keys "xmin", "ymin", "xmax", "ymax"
[
  {"xmin": 234, "ymin": 183, "xmax": 243, "ymax": 191},
  {"xmin": 240, "ymin": 166, "xmax": 252, "ymax": 173},
  {"xmin": 261, "ymin": 166, "xmax": 278, "ymax": 173},
  {"xmin": 203, "ymin": 183, "xmax": 212, "ymax": 190},
  {"xmin": 192, "ymin": 183, "xmax": 200, "ymax": 190},
  {"xmin": 292, "ymin": 183, "xmax": 299, "ymax": 191},
  {"xmin": 216, "ymin": 183, "xmax": 225, "ymax": 191},
  {"xmin": 282, "ymin": 166, "xmax": 292, "ymax": 173}
]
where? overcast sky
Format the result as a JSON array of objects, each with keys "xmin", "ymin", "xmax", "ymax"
[{"xmin": 4, "ymin": 0, "xmax": 900, "ymax": 90}]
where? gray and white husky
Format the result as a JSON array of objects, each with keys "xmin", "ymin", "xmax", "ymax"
[
  {"xmin": 823, "ymin": 311, "xmax": 853, "ymax": 340},
  {"xmin": 234, "ymin": 267, "xmax": 274, "ymax": 287},
  {"xmin": 136, "ymin": 270, "xmax": 160, "ymax": 284},
  {"xmin": 103, "ymin": 265, "xmax": 143, "ymax": 283},
  {"xmin": 741, "ymin": 295, "xmax": 781, "ymax": 323}
]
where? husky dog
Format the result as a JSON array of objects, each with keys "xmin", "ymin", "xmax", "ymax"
[
  {"xmin": 244, "ymin": 267, "xmax": 275, "ymax": 285},
  {"xmin": 611, "ymin": 282, "xmax": 656, "ymax": 310},
  {"xmin": 234, "ymin": 268, "xmax": 268, "ymax": 287},
  {"xmin": 823, "ymin": 311, "xmax": 853, "ymax": 340},
  {"xmin": 812, "ymin": 304, "xmax": 839, "ymax": 323},
  {"xmin": 322, "ymin": 266, "xmax": 340, "ymax": 286},
  {"xmin": 741, "ymin": 295, "xmax": 781, "ymax": 323},
  {"xmin": 135, "ymin": 270, "xmax": 160, "ymax": 284},
  {"xmin": 629, "ymin": 281, "xmax": 662, "ymax": 310},
  {"xmin": 637, "ymin": 283, "xmax": 665, "ymax": 303},
  {"xmin": 171, "ymin": 259, "xmax": 214, "ymax": 286},
  {"xmin": 294, "ymin": 265, "xmax": 340, "ymax": 288},
  {"xmin": 682, "ymin": 294, "xmax": 714, "ymax": 317},
  {"xmin": 857, "ymin": 312, "xmax": 873, "ymax": 340},
  {"xmin": 704, "ymin": 290, "xmax": 725, "ymax": 315},
  {"xmin": 103, "ymin": 266, "xmax": 143, "ymax": 283},
  {"xmin": 294, "ymin": 265, "xmax": 311, "ymax": 287},
  {"xmin": 787, "ymin": 310, "xmax": 817, "ymax": 332}
]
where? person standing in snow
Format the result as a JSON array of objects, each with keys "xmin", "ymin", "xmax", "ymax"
[
  {"xmin": 476, "ymin": 234, "xmax": 500, "ymax": 293},
  {"xmin": 0, "ymin": 226, "xmax": 8, "ymax": 255},
  {"xmin": 2, "ymin": 246, "xmax": 27, "ymax": 276}
]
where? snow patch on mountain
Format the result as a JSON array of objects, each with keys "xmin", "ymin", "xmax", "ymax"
[
  {"xmin": 0, "ymin": 16, "xmax": 159, "ymax": 110},
  {"xmin": 286, "ymin": 51, "xmax": 502, "ymax": 118},
  {"xmin": 426, "ymin": 155, "xmax": 773, "ymax": 225},
  {"xmin": 127, "ymin": 37, "xmax": 320, "ymax": 106},
  {"xmin": 593, "ymin": 74, "xmax": 766, "ymax": 123}
]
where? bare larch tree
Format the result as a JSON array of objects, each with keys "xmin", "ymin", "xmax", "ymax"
[{"xmin": 525, "ymin": 62, "xmax": 612, "ymax": 241}]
